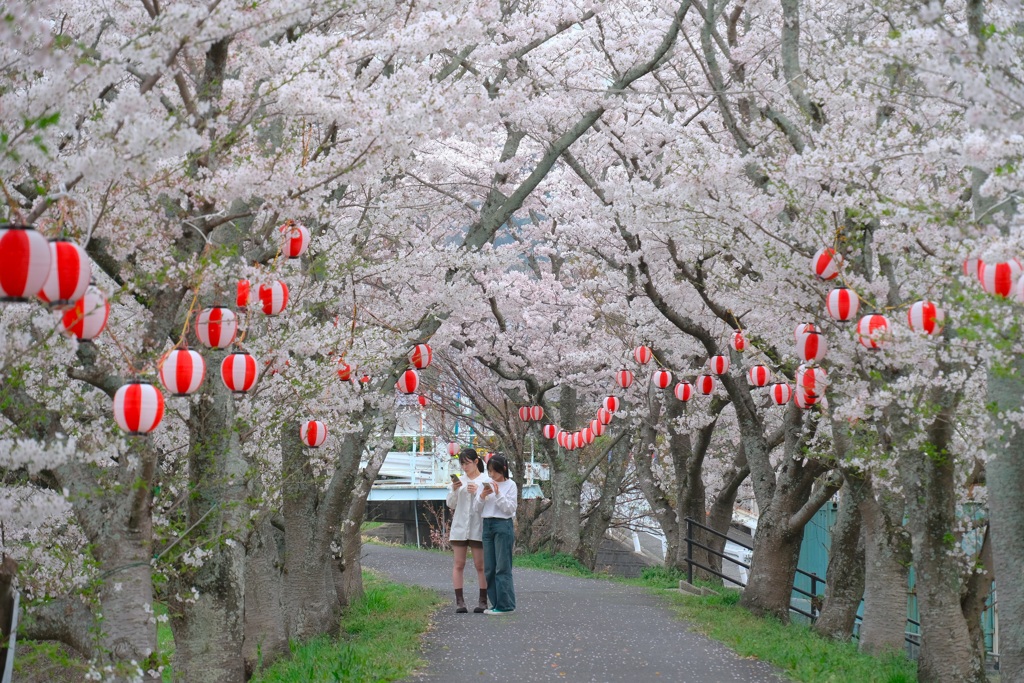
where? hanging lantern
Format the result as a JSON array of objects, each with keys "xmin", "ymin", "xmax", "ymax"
[
  {"xmin": 602, "ymin": 396, "xmax": 620, "ymax": 413},
  {"xmin": 812, "ymin": 247, "xmax": 842, "ymax": 280},
  {"xmin": 794, "ymin": 322, "xmax": 817, "ymax": 340},
  {"xmin": 674, "ymin": 382, "xmax": 693, "ymax": 402},
  {"xmin": 37, "ymin": 240, "xmax": 90, "ymax": 307},
  {"xmin": 280, "ymin": 221, "xmax": 311, "ymax": 258},
  {"xmin": 417, "ymin": 395, "xmax": 428, "ymax": 407},
  {"xmin": 530, "ymin": 406, "xmax": 544, "ymax": 421},
  {"xmin": 633, "ymin": 345, "xmax": 653, "ymax": 364},
  {"xmin": 770, "ymin": 383, "xmax": 792, "ymax": 405},
  {"xmin": 258, "ymin": 281, "xmax": 289, "ymax": 316},
  {"xmin": 707, "ymin": 355, "xmax": 730, "ymax": 375},
  {"xmin": 696, "ymin": 374, "xmax": 716, "ymax": 395},
  {"xmin": 447, "ymin": 442, "xmax": 460, "ymax": 456},
  {"xmin": 796, "ymin": 331, "xmax": 827, "ymax": 363},
  {"xmin": 591, "ymin": 419, "xmax": 605, "ymax": 437},
  {"xmin": 396, "ymin": 368, "xmax": 419, "ymax": 394},
  {"xmin": 652, "ymin": 369, "xmax": 672, "ymax": 389},
  {"xmin": 337, "ymin": 361, "xmax": 353, "ymax": 381},
  {"xmin": 158, "ymin": 349, "xmax": 206, "ymax": 396},
  {"xmin": 0, "ymin": 224, "xmax": 52, "ymax": 303},
  {"xmin": 730, "ymin": 331, "xmax": 746, "ymax": 352},
  {"xmin": 518, "ymin": 406, "xmax": 531, "ymax": 421},
  {"xmin": 963, "ymin": 257, "xmax": 980, "ymax": 279},
  {"xmin": 542, "ymin": 424, "xmax": 557, "ymax": 439},
  {"xmin": 794, "ymin": 387, "xmax": 819, "ymax": 409},
  {"xmin": 615, "ymin": 369, "xmax": 635, "ymax": 388},
  {"xmin": 60, "ymin": 286, "xmax": 110, "ymax": 341},
  {"xmin": 747, "ymin": 366, "xmax": 770, "ymax": 387},
  {"xmin": 195, "ymin": 307, "xmax": 238, "ymax": 349},
  {"xmin": 825, "ymin": 288, "xmax": 859, "ymax": 322},
  {"xmin": 409, "ymin": 343, "xmax": 433, "ymax": 369},
  {"xmin": 796, "ymin": 364, "xmax": 828, "ymax": 398},
  {"xmin": 557, "ymin": 431, "xmax": 569, "ymax": 448},
  {"xmin": 597, "ymin": 407, "xmax": 613, "ymax": 424},
  {"xmin": 856, "ymin": 314, "xmax": 890, "ymax": 349},
  {"xmin": 978, "ymin": 259, "xmax": 1022, "ymax": 297},
  {"xmin": 574, "ymin": 432, "xmax": 585, "ymax": 449},
  {"xmin": 236, "ymin": 280, "xmax": 251, "ymax": 308},
  {"xmin": 113, "ymin": 382, "xmax": 165, "ymax": 435},
  {"xmin": 583, "ymin": 427, "xmax": 595, "ymax": 445},
  {"xmin": 300, "ymin": 420, "xmax": 328, "ymax": 448},
  {"xmin": 359, "ymin": 374, "xmax": 371, "ymax": 384},
  {"xmin": 907, "ymin": 301, "xmax": 945, "ymax": 335},
  {"xmin": 221, "ymin": 352, "xmax": 259, "ymax": 393}
]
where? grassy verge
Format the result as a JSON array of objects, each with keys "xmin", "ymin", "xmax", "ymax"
[
  {"xmin": 252, "ymin": 571, "xmax": 443, "ymax": 683},
  {"xmin": 511, "ymin": 552, "xmax": 917, "ymax": 683}
]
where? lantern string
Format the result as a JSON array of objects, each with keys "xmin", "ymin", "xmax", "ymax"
[{"xmin": 104, "ymin": 325, "xmax": 142, "ymax": 376}]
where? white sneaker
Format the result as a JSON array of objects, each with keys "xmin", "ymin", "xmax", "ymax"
[{"xmin": 483, "ymin": 608, "xmax": 514, "ymax": 615}]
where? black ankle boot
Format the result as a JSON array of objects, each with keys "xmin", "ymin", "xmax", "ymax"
[
  {"xmin": 474, "ymin": 588, "xmax": 488, "ymax": 613},
  {"xmin": 455, "ymin": 588, "xmax": 468, "ymax": 613}
]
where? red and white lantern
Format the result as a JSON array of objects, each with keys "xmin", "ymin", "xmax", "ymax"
[
  {"xmin": 796, "ymin": 331, "xmax": 827, "ymax": 363},
  {"xmin": 557, "ymin": 431, "xmax": 569, "ymax": 448},
  {"xmin": 337, "ymin": 361, "xmax": 353, "ymax": 381},
  {"xmin": 794, "ymin": 322, "xmax": 817, "ymax": 340},
  {"xmin": 796, "ymin": 364, "xmax": 828, "ymax": 398},
  {"xmin": 812, "ymin": 247, "xmax": 842, "ymax": 280},
  {"xmin": 417, "ymin": 395, "xmax": 428, "ymax": 407},
  {"xmin": 591, "ymin": 419, "xmax": 605, "ymax": 437},
  {"xmin": 747, "ymin": 366, "xmax": 770, "ymax": 387},
  {"xmin": 60, "ymin": 286, "xmax": 109, "ymax": 341},
  {"xmin": 574, "ymin": 432, "xmax": 585, "ymax": 449},
  {"xmin": 978, "ymin": 259, "xmax": 1022, "ymax": 298},
  {"xmin": 856, "ymin": 314, "xmax": 890, "ymax": 349},
  {"xmin": 195, "ymin": 307, "xmax": 238, "ymax": 349},
  {"xmin": 652, "ymin": 369, "xmax": 672, "ymax": 389},
  {"xmin": 448, "ymin": 442, "xmax": 460, "ymax": 456},
  {"xmin": 825, "ymin": 288, "xmax": 859, "ymax": 322},
  {"xmin": 37, "ymin": 240, "xmax": 90, "ymax": 307},
  {"xmin": 236, "ymin": 280, "xmax": 251, "ymax": 308},
  {"xmin": 409, "ymin": 344, "xmax": 432, "ymax": 369},
  {"xmin": 583, "ymin": 427, "xmax": 595, "ymax": 445},
  {"xmin": 674, "ymin": 382, "xmax": 693, "ymax": 402},
  {"xmin": 300, "ymin": 420, "xmax": 328, "ymax": 447},
  {"xmin": 0, "ymin": 224, "xmax": 51, "ymax": 303},
  {"xmin": 795, "ymin": 387, "xmax": 819, "ymax": 409},
  {"xmin": 280, "ymin": 221, "xmax": 310, "ymax": 258},
  {"xmin": 633, "ymin": 345, "xmax": 653, "ymax": 364},
  {"xmin": 963, "ymin": 257, "xmax": 981, "ymax": 279},
  {"xmin": 221, "ymin": 352, "xmax": 259, "ymax": 393},
  {"xmin": 730, "ymin": 331, "xmax": 746, "ymax": 352},
  {"xmin": 258, "ymin": 281, "xmax": 289, "ymax": 316},
  {"xmin": 396, "ymin": 369, "xmax": 419, "ymax": 394},
  {"xmin": 615, "ymin": 369, "xmax": 635, "ymax": 389},
  {"xmin": 907, "ymin": 301, "xmax": 944, "ymax": 335},
  {"xmin": 359, "ymin": 374, "xmax": 371, "ymax": 384},
  {"xmin": 696, "ymin": 374, "xmax": 716, "ymax": 395},
  {"xmin": 770, "ymin": 383, "xmax": 792, "ymax": 405},
  {"xmin": 708, "ymin": 355, "xmax": 730, "ymax": 375},
  {"xmin": 530, "ymin": 406, "xmax": 544, "ymax": 421},
  {"xmin": 542, "ymin": 424, "xmax": 557, "ymax": 439},
  {"xmin": 113, "ymin": 383, "xmax": 165, "ymax": 435},
  {"xmin": 602, "ymin": 397, "xmax": 620, "ymax": 413},
  {"xmin": 158, "ymin": 349, "xmax": 206, "ymax": 396},
  {"xmin": 518, "ymin": 406, "xmax": 531, "ymax": 421},
  {"xmin": 597, "ymin": 407, "xmax": 613, "ymax": 424}
]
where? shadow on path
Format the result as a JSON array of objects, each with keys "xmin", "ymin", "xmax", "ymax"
[{"xmin": 363, "ymin": 544, "xmax": 785, "ymax": 682}]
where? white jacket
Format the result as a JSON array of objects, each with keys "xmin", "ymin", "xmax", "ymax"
[{"xmin": 446, "ymin": 473, "xmax": 490, "ymax": 542}]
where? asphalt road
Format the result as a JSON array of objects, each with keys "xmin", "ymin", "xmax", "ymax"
[{"xmin": 362, "ymin": 544, "xmax": 785, "ymax": 682}]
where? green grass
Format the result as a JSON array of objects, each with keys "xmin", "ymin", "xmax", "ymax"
[
  {"xmin": 513, "ymin": 550, "xmax": 593, "ymax": 576},
  {"xmin": 360, "ymin": 521, "xmax": 385, "ymax": 531},
  {"xmin": 663, "ymin": 587, "xmax": 917, "ymax": 683},
  {"xmin": 252, "ymin": 571, "xmax": 443, "ymax": 683}
]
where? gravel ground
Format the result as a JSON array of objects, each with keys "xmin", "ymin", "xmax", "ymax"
[{"xmin": 362, "ymin": 544, "xmax": 786, "ymax": 683}]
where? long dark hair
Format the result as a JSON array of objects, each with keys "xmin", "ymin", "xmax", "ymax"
[
  {"xmin": 458, "ymin": 447, "xmax": 484, "ymax": 474},
  {"xmin": 486, "ymin": 454, "xmax": 511, "ymax": 480}
]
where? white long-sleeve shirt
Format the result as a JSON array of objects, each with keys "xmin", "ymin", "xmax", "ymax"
[
  {"xmin": 473, "ymin": 478, "xmax": 518, "ymax": 519},
  {"xmin": 446, "ymin": 473, "xmax": 490, "ymax": 542}
]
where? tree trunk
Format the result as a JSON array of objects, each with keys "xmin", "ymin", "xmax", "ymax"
[
  {"xmin": 575, "ymin": 435, "xmax": 630, "ymax": 570},
  {"xmin": 546, "ymin": 461, "xmax": 583, "ymax": 556},
  {"xmin": 702, "ymin": 456, "xmax": 749, "ymax": 582},
  {"xmin": 242, "ymin": 514, "xmax": 287, "ymax": 676},
  {"xmin": 960, "ymin": 524, "xmax": 993, "ymax": 664},
  {"xmin": 858, "ymin": 486, "xmax": 911, "ymax": 655},
  {"xmin": 170, "ymin": 361, "xmax": 249, "ymax": 683},
  {"xmin": 987, "ymin": 359, "xmax": 1024, "ymax": 680},
  {"xmin": 900, "ymin": 408, "xmax": 987, "ymax": 683},
  {"xmin": 813, "ymin": 476, "xmax": 865, "ymax": 641},
  {"xmin": 739, "ymin": 508, "xmax": 804, "ymax": 621}
]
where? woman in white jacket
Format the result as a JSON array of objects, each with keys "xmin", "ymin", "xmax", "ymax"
[{"xmin": 446, "ymin": 448, "xmax": 490, "ymax": 613}]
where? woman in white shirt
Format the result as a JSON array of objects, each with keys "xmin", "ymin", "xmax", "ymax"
[
  {"xmin": 446, "ymin": 448, "xmax": 490, "ymax": 613},
  {"xmin": 475, "ymin": 454, "xmax": 518, "ymax": 614}
]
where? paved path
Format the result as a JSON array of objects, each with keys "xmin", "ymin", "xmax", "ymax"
[{"xmin": 363, "ymin": 544, "xmax": 784, "ymax": 682}]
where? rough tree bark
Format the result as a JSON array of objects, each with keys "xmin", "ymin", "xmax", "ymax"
[
  {"xmin": 857, "ymin": 480, "xmax": 910, "ymax": 655},
  {"xmin": 575, "ymin": 433, "xmax": 630, "ymax": 571},
  {"xmin": 813, "ymin": 474, "xmax": 865, "ymax": 641}
]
